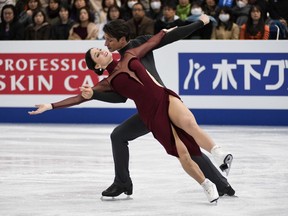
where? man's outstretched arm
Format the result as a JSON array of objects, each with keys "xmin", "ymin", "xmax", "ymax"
[{"xmin": 156, "ymin": 14, "xmax": 210, "ymax": 49}]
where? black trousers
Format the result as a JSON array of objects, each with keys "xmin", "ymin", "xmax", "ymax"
[{"xmin": 110, "ymin": 113, "xmax": 229, "ymax": 192}]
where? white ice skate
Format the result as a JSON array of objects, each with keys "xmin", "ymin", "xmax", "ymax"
[
  {"xmin": 201, "ymin": 179, "xmax": 219, "ymax": 203},
  {"xmin": 211, "ymin": 145, "xmax": 233, "ymax": 176}
]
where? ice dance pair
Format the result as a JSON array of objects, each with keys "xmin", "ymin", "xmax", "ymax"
[{"xmin": 30, "ymin": 16, "xmax": 235, "ymax": 202}]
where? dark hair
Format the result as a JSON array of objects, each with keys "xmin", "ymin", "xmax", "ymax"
[
  {"xmin": 1, "ymin": 4, "xmax": 17, "ymax": 24},
  {"xmin": 102, "ymin": 0, "xmax": 118, "ymax": 10},
  {"xmin": 59, "ymin": 3, "xmax": 71, "ymax": 17},
  {"xmin": 85, "ymin": 49, "xmax": 104, "ymax": 75},
  {"xmin": 132, "ymin": 2, "xmax": 145, "ymax": 11},
  {"xmin": 107, "ymin": 5, "xmax": 122, "ymax": 21},
  {"xmin": 77, "ymin": 6, "xmax": 94, "ymax": 22},
  {"xmin": 162, "ymin": 1, "xmax": 177, "ymax": 11},
  {"xmin": 245, "ymin": 4, "xmax": 265, "ymax": 37},
  {"xmin": 32, "ymin": 8, "xmax": 47, "ymax": 23},
  {"xmin": 49, "ymin": 0, "xmax": 61, "ymax": 4},
  {"xmin": 216, "ymin": 6, "xmax": 234, "ymax": 31},
  {"xmin": 103, "ymin": 19, "xmax": 130, "ymax": 41}
]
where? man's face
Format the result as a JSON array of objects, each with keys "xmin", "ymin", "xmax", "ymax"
[
  {"xmin": 132, "ymin": 4, "xmax": 145, "ymax": 21},
  {"xmin": 163, "ymin": 6, "xmax": 175, "ymax": 20},
  {"xmin": 103, "ymin": 33, "xmax": 126, "ymax": 52}
]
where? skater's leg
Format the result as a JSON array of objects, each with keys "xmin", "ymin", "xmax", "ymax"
[
  {"xmin": 172, "ymin": 127, "xmax": 219, "ymax": 203},
  {"xmin": 102, "ymin": 114, "xmax": 149, "ymax": 197},
  {"xmin": 168, "ymin": 96, "xmax": 233, "ymax": 174},
  {"xmin": 168, "ymin": 96, "xmax": 215, "ymax": 151},
  {"xmin": 191, "ymin": 153, "xmax": 235, "ymax": 196}
]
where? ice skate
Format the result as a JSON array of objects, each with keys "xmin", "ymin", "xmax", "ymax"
[
  {"xmin": 101, "ymin": 183, "xmax": 133, "ymax": 201},
  {"xmin": 211, "ymin": 146, "xmax": 233, "ymax": 176},
  {"xmin": 218, "ymin": 184, "xmax": 235, "ymax": 197},
  {"xmin": 201, "ymin": 179, "xmax": 219, "ymax": 203}
]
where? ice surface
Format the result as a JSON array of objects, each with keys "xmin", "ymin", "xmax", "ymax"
[{"xmin": 1, "ymin": 124, "xmax": 287, "ymax": 216}]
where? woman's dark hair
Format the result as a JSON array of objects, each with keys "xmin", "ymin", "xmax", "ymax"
[
  {"xmin": 216, "ymin": 6, "xmax": 234, "ymax": 31},
  {"xmin": 245, "ymin": 4, "xmax": 265, "ymax": 37},
  {"xmin": 32, "ymin": 8, "xmax": 48, "ymax": 23},
  {"xmin": 85, "ymin": 49, "xmax": 104, "ymax": 75},
  {"xmin": 1, "ymin": 4, "xmax": 18, "ymax": 24},
  {"xmin": 76, "ymin": 6, "xmax": 94, "ymax": 22},
  {"xmin": 107, "ymin": 5, "xmax": 122, "ymax": 21},
  {"xmin": 103, "ymin": 19, "xmax": 130, "ymax": 41},
  {"xmin": 102, "ymin": 0, "xmax": 118, "ymax": 11}
]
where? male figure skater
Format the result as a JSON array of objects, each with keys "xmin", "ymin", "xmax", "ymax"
[{"xmin": 91, "ymin": 17, "xmax": 235, "ymax": 198}]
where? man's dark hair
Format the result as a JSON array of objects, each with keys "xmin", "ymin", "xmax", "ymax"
[
  {"xmin": 85, "ymin": 49, "xmax": 104, "ymax": 75},
  {"xmin": 163, "ymin": 1, "xmax": 177, "ymax": 11},
  {"xmin": 103, "ymin": 19, "xmax": 131, "ymax": 41}
]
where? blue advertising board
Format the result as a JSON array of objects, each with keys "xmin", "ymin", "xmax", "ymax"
[{"xmin": 179, "ymin": 53, "xmax": 288, "ymax": 96}]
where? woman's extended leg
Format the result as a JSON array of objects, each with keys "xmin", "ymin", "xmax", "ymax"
[
  {"xmin": 168, "ymin": 95, "xmax": 233, "ymax": 175},
  {"xmin": 168, "ymin": 96, "xmax": 215, "ymax": 152},
  {"xmin": 172, "ymin": 126, "xmax": 219, "ymax": 203}
]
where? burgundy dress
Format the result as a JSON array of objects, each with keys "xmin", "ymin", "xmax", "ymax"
[{"xmin": 95, "ymin": 31, "xmax": 201, "ymax": 157}]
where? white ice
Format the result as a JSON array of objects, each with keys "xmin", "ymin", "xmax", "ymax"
[{"xmin": 0, "ymin": 124, "xmax": 288, "ymax": 216}]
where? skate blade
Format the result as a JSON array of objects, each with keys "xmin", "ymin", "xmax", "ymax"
[
  {"xmin": 220, "ymin": 154, "xmax": 233, "ymax": 176},
  {"xmin": 210, "ymin": 198, "xmax": 219, "ymax": 205},
  {"xmin": 100, "ymin": 195, "xmax": 133, "ymax": 201},
  {"xmin": 220, "ymin": 194, "xmax": 239, "ymax": 199}
]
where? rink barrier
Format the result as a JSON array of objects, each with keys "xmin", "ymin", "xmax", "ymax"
[
  {"xmin": 0, "ymin": 40, "xmax": 287, "ymax": 125},
  {"xmin": 0, "ymin": 107, "xmax": 287, "ymax": 126}
]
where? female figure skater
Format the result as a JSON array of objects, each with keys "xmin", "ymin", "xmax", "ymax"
[{"xmin": 29, "ymin": 25, "xmax": 233, "ymax": 204}]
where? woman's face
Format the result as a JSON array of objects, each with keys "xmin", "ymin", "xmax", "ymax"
[
  {"xmin": 3, "ymin": 8, "xmax": 14, "ymax": 23},
  {"xmin": 79, "ymin": 8, "xmax": 89, "ymax": 22},
  {"xmin": 90, "ymin": 48, "xmax": 112, "ymax": 69},
  {"xmin": 105, "ymin": 0, "xmax": 115, "ymax": 8},
  {"xmin": 28, "ymin": 0, "xmax": 39, "ymax": 10},
  {"xmin": 206, "ymin": 0, "xmax": 216, "ymax": 7},
  {"xmin": 251, "ymin": 7, "xmax": 261, "ymax": 21},
  {"xmin": 34, "ymin": 12, "xmax": 44, "ymax": 25},
  {"xmin": 49, "ymin": 0, "xmax": 59, "ymax": 11},
  {"xmin": 75, "ymin": 0, "xmax": 86, "ymax": 9},
  {"xmin": 109, "ymin": 7, "xmax": 120, "ymax": 20}
]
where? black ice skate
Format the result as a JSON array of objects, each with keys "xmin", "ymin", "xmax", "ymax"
[
  {"xmin": 218, "ymin": 184, "xmax": 235, "ymax": 197},
  {"xmin": 101, "ymin": 183, "xmax": 133, "ymax": 201},
  {"xmin": 211, "ymin": 146, "xmax": 233, "ymax": 176}
]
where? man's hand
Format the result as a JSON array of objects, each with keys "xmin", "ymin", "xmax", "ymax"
[
  {"xmin": 80, "ymin": 85, "xmax": 93, "ymax": 99},
  {"xmin": 28, "ymin": 104, "xmax": 52, "ymax": 115},
  {"xmin": 199, "ymin": 14, "xmax": 210, "ymax": 25}
]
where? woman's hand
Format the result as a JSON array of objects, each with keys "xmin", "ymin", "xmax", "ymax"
[
  {"xmin": 28, "ymin": 104, "xmax": 52, "ymax": 115},
  {"xmin": 80, "ymin": 85, "xmax": 93, "ymax": 99}
]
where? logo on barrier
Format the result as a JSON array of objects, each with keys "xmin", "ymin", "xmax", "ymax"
[
  {"xmin": 179, "ymin": 53, "xmax": 288, "ymax": 96},
  {"xmin": 0, "ymin": 53, "xmax": 120, "ymax": 94}
]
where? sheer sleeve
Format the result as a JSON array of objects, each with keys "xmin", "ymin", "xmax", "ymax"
[
  {"xmin": 52, "ymin": 78, "xmax": 118, "ymax": 109},
  {"xmin": 52, "ymin": 95, "xmax": 89, "ymax": 109},
  {"xmin": 91, "ymin": 79, "xmax": 127, "ymax": 103}
]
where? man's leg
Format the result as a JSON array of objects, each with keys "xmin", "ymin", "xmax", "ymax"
[
  {"xmin": 102, "ymin": 113, "xmax": 235, "ymax": 197},
  {"xmin": 102, "ymin": 114, "xmax": 149, "ymax": 197},
  {"xmin": 191, "ymin": 153, "xmax": 235, "ymax": 196}
]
